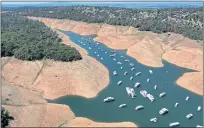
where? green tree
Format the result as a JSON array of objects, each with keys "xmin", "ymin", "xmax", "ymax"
[
  {"xmin": 1, "ymin": 13, "xmax": 82, "ymax": 62},
  {"xmin": 1, "ymin": 107, "xmax": 14, "ymax": 127}
]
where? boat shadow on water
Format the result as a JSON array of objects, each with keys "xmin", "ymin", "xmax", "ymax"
[{"xmin": 49, "ymin": 30, "xmax": 203, "ymax": 127}]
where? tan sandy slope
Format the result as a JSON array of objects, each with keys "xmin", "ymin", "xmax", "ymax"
[
  {"xmin": 3, "ymin": 103, "xmax": 136, "ymax": 127},
  {"xmin": 28, "ymin": 17, "xmax": 203, "ymax": 95},
  {"xmin": 2, "ymin": 55, "xmax": 109, "ymax": 100},
  {"xmin": 33, "ymin": 55, "xmax": 109, "ymax": 99},
  {"xmin": 2, "ymin": 79, "xmax": 136, "ymax": 127}
]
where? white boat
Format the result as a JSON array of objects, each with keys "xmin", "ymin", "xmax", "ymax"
[
  {"xmin": 105, "ymin": 52, "xmax": 107, "ymax": 54},
  {"xmin": 174, "ymin": 103, "xmax": 179, "ymax": 107},
  {"xmin": 159, "ymin": 92, "xmax": 166, "ymax": 98},
  {"xmin": 130, "ymin": 63, "xmax": 134, "ymax": 66},
  {"xmin": 117, "ymin": 62, "xmax": 122, "ymax": 65},
  {"xmin": 147, "ymin": 78, "xmax": 150, "ymax": 83},
  {"xmin": 130, "ymin": 76, "xmax": 133, "ymax": 80},
  {"xmin": 135, "ymin": 105, "xmax": 144, "ymax": 110},
  {"xmin": 121, "ymin": 67, "xmax": 123, "ymax": 69},
  {"xmin": 97, "ymin": 54, "xmax": 100, "ymax": 57},
  {"xmin": 135, "ymin": 72, "xmax": 141, "ymax": 76},
  {"xmin": 109, "ymin": 54, "xmax": 114, "ymax": 57},
  {"xmin": 197, "ymin": 106, "xmax": 202, "ymax": 111},
  {"xmin": 169, "ymin": 122, "xmax": 180, "ymax": 127},
  {"xmin": 88, "ymin": 47, "xmax": 92, "ymax": 49},
  {"xmin": 110, "ymin": 54, "xmax": 116, "ymax": 57},
  {"xmin": 124, "ymin": 71, "xmax": 128, "ymax": 76},
  {"xmin": 140, "ymin": 90, "xmax": 148, "ymax": 97},
  {"xmin": 124, "ymin": 59, "xmax": 129, "ymax": 62},
  {"xmin": 126, "ymin": 87, "xmax": 136, "ymax": 98},
  {"xmin": 186, "ymin": 113, "xmax": 193, "ymax": 119},
  {"xmin": 120, "ymin": 56, "xmax": 125, "ymax": 58},
  {"xmin": 159, "ymin": 108, "xmax": 168, "ymax": 115},
  {"xmin": 166, "ymin": 70, "xmax": 168, "ymax": 73},
  {"xmin": 113, "ymin": 58, "xmax": 116, "ymax": 61},
  {"xmin": 113, "ymin": 71, "xmax": 117, "ymax": 76},
  {"xmin": 196, "ymin": 125, "xmax": 203, "ymax": 128},
  {"xmin": 147, "ymin": 94, "xmax": 155, "ymax": 102},
  {"xmin": 186, "ymin": 96, "xmax": 190, "ymax": 101},
  {"xmin": 149, "ymin": 70, "xmax": 153, "ymax": 74},
  {"xmin": 131, "ymin": 68, "xmax": 135, "ymax": 71},
  {"xmin": 119, "ymin": 104, "xmax": 127, "ymax": 108},
  {"xmin": 103, "ymin": 97, "xmax": 114, "ymax": 102},
  {"xmin": 101, "ymin": 57, "xmax": 103, "ymax": 60},
  {"xmin": 94, "ymin": 52, "xmax": 97, "ymax": 54},
  {"xmin": 150, "ymin": 118, "xmax": 157, "ymax": 123},
  {"xmin": 134, "ymin": 82, "xmax": 140, "ymax": 88},
  {"xmin": 117, "ymin": 81, "xmax": 122, "ymax": 85},
  {"xmin": 154, "ymin": 85, "xmax": 157, "ymax": 90}
]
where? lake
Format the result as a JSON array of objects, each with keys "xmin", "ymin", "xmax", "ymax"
[{"xmin": 49, "ymin": 30, "xmax": 203, "ymax": 127}]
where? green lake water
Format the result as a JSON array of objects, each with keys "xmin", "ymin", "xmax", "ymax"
[{"xmin": 49, "ymin": 30, "xmax": 203, "ymax": 127}]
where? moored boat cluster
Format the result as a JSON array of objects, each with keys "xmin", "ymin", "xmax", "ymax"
[{"xmin": 78, "ymin": 37, "xmax": 203, "ymax": 127}]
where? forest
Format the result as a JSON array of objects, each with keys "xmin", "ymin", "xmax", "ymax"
[
  {"xmin": 6, "ymin": 6, "xmax": 203, "ymax": 40},
  {"xmin": 1, "ymin": 13, "xmax": 82, "ymax": 62}
]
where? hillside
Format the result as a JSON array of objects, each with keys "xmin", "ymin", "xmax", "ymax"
[
  {"xmin": 1, "ymin": 13, "xmax": 82, "ymax": 62},
  {"xmin": 6, "ymin": 6, "xmax": 203, "ymax": 40}
]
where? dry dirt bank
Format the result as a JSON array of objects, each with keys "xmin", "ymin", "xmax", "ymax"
[
  {"xmin": 3, "ymin": 103, "xmax": 136, "ymax": 127},
  {"xmin": 2, "ymin": 79, "xmax": 136, "ymax": 127},
  {"xmin": 28, "ymin": 16, "xmax": 203, "ymax": 95},
  {"xmin": 2, "ymin": 55, "xmax": 109, "ymax": 100}
]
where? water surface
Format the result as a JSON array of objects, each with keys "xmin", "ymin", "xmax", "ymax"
[{"xmin": 49, "ymin": 30, "xmax": 203, "ymax": 127}]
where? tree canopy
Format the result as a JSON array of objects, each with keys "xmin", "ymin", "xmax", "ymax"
[
  {"xmin": 1, "ymin": 13, "xmax": 82, "ymax": 62},
  {"xmin": 7, "ymin": 6, "xmax": 203, "ymax": 40},
  {"xmin": 1, "ymin": 107, "xmax": 14, "ymax": 127}
]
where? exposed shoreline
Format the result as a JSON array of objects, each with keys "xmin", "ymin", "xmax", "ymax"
[
  {"xmin": 28, "ymin": 16, "xmax": 203, "ymax": 96},
  {"xmin": 3, "ymin": 102, "xmax": 136, "ymax": 127},
  {"xmin": 176, "ymin": 71, "xmax": 203, "ymax": 96}
]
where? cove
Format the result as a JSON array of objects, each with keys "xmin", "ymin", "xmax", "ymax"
[{"xmin": 49, "ymin": 30, "xmax": 203, "ymax": 127}]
